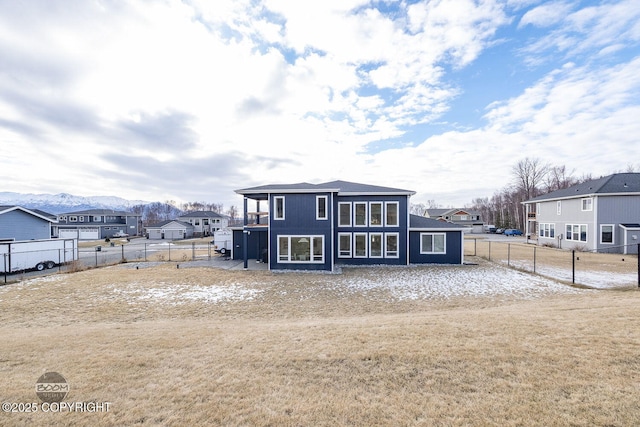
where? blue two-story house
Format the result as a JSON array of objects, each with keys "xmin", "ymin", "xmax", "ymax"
[{"xmin": 234, "ymin": 181, "xmax": 466, "ymax": 271}]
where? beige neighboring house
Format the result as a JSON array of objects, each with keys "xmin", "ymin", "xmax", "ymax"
[
  {"xmin": 177, "ymin": 211, "xmax": 229, "ymax": 237},
  {"xmin": 145, "ymin": 220, "xmax": 194, "ymax": 240},
  {"xmin": 424, "ymin": 208, "xmax": 482, "ymax": 233}
]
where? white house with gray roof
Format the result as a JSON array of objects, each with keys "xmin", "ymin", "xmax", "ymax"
[
  {"xmin": 523, "ymin": 173, "xmax": 640, "ymax": 254},
  {"xmin": 177, "ymin": 211, "xmax": 229, "ymax": 237}
]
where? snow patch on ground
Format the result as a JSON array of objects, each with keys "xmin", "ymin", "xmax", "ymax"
[
  {"xmin": 338, "ymin": 263, "xmax": 582, "ymax": 301},
  {"xmin": 110, "ymin": 282, "xmax": 262, "ymax": 305}
]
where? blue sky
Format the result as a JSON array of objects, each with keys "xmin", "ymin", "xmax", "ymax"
[{"xmin": 1, "ymin": 0, "xmax": 639, "ymax": 210}]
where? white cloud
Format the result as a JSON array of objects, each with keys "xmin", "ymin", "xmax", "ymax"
[{"xmin": 518, "ymin": 1, "xmax": 573, "ymax": 28}]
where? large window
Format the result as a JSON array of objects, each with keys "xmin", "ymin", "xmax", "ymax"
[
  {"xmin": 338, "ymin": 233, "xmax": 352, "ymax": 257},
  {"xmin": 385, "ymin": 202, "xmax": 399, "ymax": 227},
  {"xmin": 354, "ymin": 203, "xmax": 367, "ymax": 226},
  {"xmin": 600, "ymin": 224, "xmax": 614, "ymax": 244},
  {"xmin": 369, "ymin": 233, "xmax": 383, "ymax": 258},
  {"xmin": 369, "ymin": 202, "xmax": 383, "ymax": 226},
  {"xmin": 581, "ymin": 198, "xmax": 593, "ymax": 211},
  {"xmin": 385, "ymin": 233, "xmax": 399, "ymax": 258},
  {"xmin": 354, "ymin": 233, "xmax": 367, "ymax": 257},
  {"xmin": 316, "ymin": 196, "xmax": 328, "ymax": 220},
  {"xmin": 566, "ymin": 224, "xmax": 587, "ymax": 242},
  {"xmin": 539, "ymin": 223, "xmax": 555, "ymax": 238},
  {"xmin": 420, "ymin": 233, "xmax": 446, "ymax": 254},
  {"xmin": 274, "ymin": 196, "xmax": 285, "ymax": 220},
  {"xmin": 277, "ymin": 236, "xmax": 324, "ymax": 263},
  {"xmin": 338, "ymin": 203, "xmax": 351, "ymax": 227}
]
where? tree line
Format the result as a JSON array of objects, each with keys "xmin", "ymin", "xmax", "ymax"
[
  {"xmin": 417, "ymin": 158, "xmax": 639, "ymax": 231},
  {"xmin": 130, "ymin": 201, "xmax": 239, "ymax": 226}
]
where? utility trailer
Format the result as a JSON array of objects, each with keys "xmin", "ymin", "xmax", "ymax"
[{"xmin": 0, "ymin": 239, "xmax": 78, "ymax": 273}]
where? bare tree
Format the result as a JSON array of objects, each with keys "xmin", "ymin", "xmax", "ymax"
[
  {"xmin": 512, "ymin": 157, "xmax": 550, "ymax": 200},
  {"xmin": 544, "ymin": 165, "xmax": 577, "ymax": 192}
]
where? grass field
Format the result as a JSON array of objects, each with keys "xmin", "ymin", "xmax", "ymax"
[{"xmin": 1, "ymin": 258, "xmax": 640, "ymax": 426}]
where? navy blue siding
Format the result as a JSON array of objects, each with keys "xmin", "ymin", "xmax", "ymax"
[
  {"xmin": 233, "ymin": 229, "xmax": 268, "ymax": 261},
  {"xmin": 0, "ymin": 211, "xmax": 51, "ymax": 240},
  {"xmin": 270, "ymin": 193, "xmax": 333, "ymax": 271},
  {"xmin": 333, "ymin": 195, "xmax": 409, "ymax": 266},
  {"xmin": 409, "ymin": 231, "xmax": 462, "ymax": 264}
]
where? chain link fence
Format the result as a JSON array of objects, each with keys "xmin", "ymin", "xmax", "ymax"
[{"xmin": 465, "ymin": 239, "xmax": 640, "ymax": 288}]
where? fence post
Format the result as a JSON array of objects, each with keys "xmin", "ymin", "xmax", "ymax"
[
  {"xmin": 95, "ymin": 248, "xmax": 98, "ymax": 267},
  {"xmin": 144, "ymin": 243, "xmax": 147, "ymax": 262},
  {"xmin": 572, "ymin": 250, "xmax": 576, "ymax": 284},
  {"xmin": 474, "ymin": 239, "xmax": 477, "ymax": 256},
  {"xmin": 488, "ymin": 241, "xmax": 491, "ymax": 261},
  {"xmin": 508, "ymin": 244, "xmax": 511, "ymax": 267},
  {"xmin": 168, "ymin": 243, "xmax": 171, "ymax": 262},
  {"xmin": 121, "ymin": 245, "xmax": 125, "ymax": 262},
  {"xmin": 3, "ymin": 253, "xmax": 6, "ymax": 284},
  {"xmin": 192, "ymin": 242, "xmax": 196, "ymax": 261},
  {"xmin": 533, "ymin": 247, "xmax": 537, "ymax": 273}
]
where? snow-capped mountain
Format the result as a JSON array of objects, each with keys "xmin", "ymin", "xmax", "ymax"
[{"xmin": 0, "ymin": 192, "xmax": 150, "ymax": 214}]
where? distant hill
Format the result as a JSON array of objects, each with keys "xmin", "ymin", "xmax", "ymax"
[{"xmin": 0, "ymin": 192, "xmax": 151, "ymax": 214}]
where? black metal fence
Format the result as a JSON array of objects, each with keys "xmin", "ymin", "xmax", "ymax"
[{"xmin": 465, "ymin": 239, "xmax": 640, "ymax": 288}]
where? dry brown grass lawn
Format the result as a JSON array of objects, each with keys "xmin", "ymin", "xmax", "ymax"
[{"xmin": 1, "ymin": 260, "xmax": 640, "ymax": 426}]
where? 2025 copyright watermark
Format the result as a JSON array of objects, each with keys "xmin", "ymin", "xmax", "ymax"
[{"xmin": 2, "ymin": 372, "xmax": 111, "ymax": 414}]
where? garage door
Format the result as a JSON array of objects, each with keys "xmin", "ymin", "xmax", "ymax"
[
  {"xmin": 164, "ymin": 229, "xmax": 184, "ymax": 240},
  {"xmin": 58, "ymin": 229, "xmax": 79, "ymax": 239},
  {"xmin": 79, "ymin": 228, "xmax": 100, "ymax": 240}
]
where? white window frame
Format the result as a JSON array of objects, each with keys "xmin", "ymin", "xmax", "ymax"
[
  {"xmin": 385, "ymin": 233, "xmax": 399, "ymax": 258},
  {"xmin": 369, "ymin": 202, "xmax": 383, "ymax": 227},
  {"xmin": 536, "ymin": 203, "xmax": 540, "ymax": 215},
  {"xmin": 316, "ymin": 196, "xmax": 328, "ymax": 220},
  {"xmin": 600, "ymin": 224, "xmax": 614, "ymax": 244},
  {"xmin": 69, "ymin": 216, "xmax": 78, "ymax": 222},
  {"xmin": 557, "ymin": 201, "xmax": 561, "ymax": 215},
  {"xmin": 566, "ymin": 224, "xmax": 587, "ymax": 242},
  {"xmin": 539, "ymin": 223, "xmax": 555, "ymax": 238},
  {"xmin": 354, "ymin": 232, "xmax": 368, "ymax": 258},
  {"xmin": 338, "ymin": 202, "xmax": 351, "ymax": 227},
  {"xmin": 274, "ymin": 196, "xmax": 285, "ymax": 220},
  {"xmin": 338, "ymin": 233, "xmax": 352, "ymax": 258},
  {"xmin": 369, "ymin": 232, "xmax": 383, "ymax": 258},
  {"xmin": 385, "ymin": 202, "xmax": 399, "ymax": 227},
  {"xmin": 276, "ymin": 235, "xmax": 324, "ymax": 263},
  {"xmin": 420, "ymin": 233, "xmax": 446, "ymax": 254},
  {"xmin": 354, "ymin": 202, "xmax": 367, "ymax": 227},
  {"xmin": 581, "ymin": 198, "xmax": 593, "ymax": 211}
]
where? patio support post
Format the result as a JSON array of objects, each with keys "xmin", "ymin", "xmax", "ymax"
[{"xmin": 243, "ymin": 197, "xmax": 249, "ymax": 269}]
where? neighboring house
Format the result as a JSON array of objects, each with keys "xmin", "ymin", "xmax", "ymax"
[
  {"xmin": 145, "ymin": 220, "xmax": 194, "ymax": 240},
  {"xmin": 523, "ymin": 173, "xmax": 640, "ymax": 254},
  {"xmin": 177, "ymin": 211, "xmax": 229, "ymax": 237},
  {"xmin": 0, "ymin": 206, "xmax": 57, "ymax": 241},
  {"xmin": 234, "ymin": 180, "xmax": 466, "ymax": 271},
  {"xmin": 55, "ymin": 209, "xmax": 142, "ymax": 240},
  {"xmin": 425, "ymin": 208, "xmax": 483, "ymax": 233}
]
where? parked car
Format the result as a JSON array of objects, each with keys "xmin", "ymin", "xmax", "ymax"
[
  {"xmin": 112, "ymin": 231, "xmax": 129, "ymax": 238},
  {"xmin": 495, "ymin": 228, "xmax": 504, "ymax": 234},
  {"xmin": 504, "ymin": 229, "xmax": 523, "ymax": 236}
]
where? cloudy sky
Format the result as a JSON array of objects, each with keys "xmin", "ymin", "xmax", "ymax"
[{"xmin": 1, "ymin": 0, "xmax": 639, "ymax": 210}]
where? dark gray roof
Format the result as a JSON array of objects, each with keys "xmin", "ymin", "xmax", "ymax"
[
  {"xmin": 409, "ymin": 215, "xmax": 467, "ymax": 230},
  {"xmin": 236, "ymin": 180, "xmax": 415, "ymax": 196},
  {"xmin": 526, "ymin": 173, "xmax": 640, "ymax": 202},
  {"xmin": 426, "ymin": 208, "xmax": 481, "ymax": 217},
  {"xmin": 178, "ymin": 211, "xmax": 227, "ymax": 219}
]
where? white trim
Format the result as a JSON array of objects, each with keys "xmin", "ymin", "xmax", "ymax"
[
  {"xmin": 369, "ymin": 202, "xmax": 383, "ymax": 227},
  {"xmin": 276, "ymin": 235, "xmax": 324, "ymax": 263},
  {"xmin": 354, "ymin": 202, "xmax": 367, "ymax": 227},
  {"xmin": 338, "ymin": 232, "xmax": 352, "ymax": 258},
  {"xmin": 354, "ymin": 232, "xmax": 368, "ymax": 258},
  {"xmin": 600, "ymin": 224, "xmax": 614, "ymax": 245},
  {"xmin": 385, "ymin": 232, "xmax": 399, "ymax": 258},
  {"xmin": 385, "ymin": 201, "xmax": 399, "ymax": 227},
  {"xmin": 338, "ymin": 202, "xmax": 352, "ymax": 227},
  {"xmin": 273, "ymin": 196, "xmax": 285, "ymax": 220},
  {"xmin": 369, "ymin": 232, "xmax": 383, "ymax": 258},
  {"xmin": 316, "ymin": 195, "xmax": 328, "ymax": 220},
  {"xmin": 581, "ymin": 198, "xmax": 593, "ymax": 211},
  {"xmin": 420, "ymin": 232, "xmax": 446, "ymax": 254}
]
